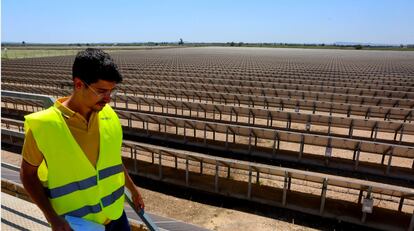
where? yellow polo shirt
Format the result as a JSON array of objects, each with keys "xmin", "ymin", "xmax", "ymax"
[{"xmin": 22, "ymin": 97, "xmax": 100, "ymax": 167}]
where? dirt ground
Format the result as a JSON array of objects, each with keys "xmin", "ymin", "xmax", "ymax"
[{"xmin": 2, "ymin": 150, "xmax": 319, "ymax": 231}]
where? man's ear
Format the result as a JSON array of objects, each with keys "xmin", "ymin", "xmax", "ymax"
[{"xmin": 73, "ymin": 77, "xmax": 83, "ymax": 90}]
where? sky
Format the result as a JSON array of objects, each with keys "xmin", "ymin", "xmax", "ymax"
[{"xmin": 2, "ymin": 0, "xmax": 414, "ymax": 45}]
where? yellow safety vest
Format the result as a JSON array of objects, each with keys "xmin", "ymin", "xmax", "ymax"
[{"xmin": 24, "ymin": 104, "xmax": 125, "ymax": 224}]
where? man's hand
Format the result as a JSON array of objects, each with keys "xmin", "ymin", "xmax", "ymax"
[
  {"xmin": 49, "ymin": 216, "xmax": 73, "ymax": 231},
  {"xmin": 131, "ymin": 186, "xmax": 145, "ymax": 211},
  {"xmin": 123, "ymin": 165, "xmax": 145, "ymax": 211}
]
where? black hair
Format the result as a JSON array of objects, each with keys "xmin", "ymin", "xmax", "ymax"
[{"xmin": 72, "ymin": 48, "xmax": 122, "ymax": 84}]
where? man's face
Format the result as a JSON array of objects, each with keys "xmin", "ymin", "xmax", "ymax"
[{"xmin": 76, "ymin": 78, "xmax": 117, "ymax": 112}]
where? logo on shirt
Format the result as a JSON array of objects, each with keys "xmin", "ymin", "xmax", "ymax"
[{"xmin": 100, "ymin": 117, "xmax": 111, "ymax": 120}]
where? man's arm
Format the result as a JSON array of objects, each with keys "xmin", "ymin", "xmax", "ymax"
[
  {"xmin": 123, "ymin": 165, "xmax": 145, "ymax": 211},
  {"xmin": 20, "ymin": 160, "xmax": 72, "ymax": 231}
]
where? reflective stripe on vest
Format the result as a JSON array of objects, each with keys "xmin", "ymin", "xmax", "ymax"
[
  {"xmin": 46, "ymin": 164, "xmax": 123, "ymax": 199},
  {"xmin": 64, "ymin": 186, "xmax": 125, "ymax": 217},
  {"xmin": 25, "ymin": 104, "xmax": 125, "ymax": 224}
]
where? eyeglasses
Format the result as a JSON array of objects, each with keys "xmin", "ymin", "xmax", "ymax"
[{"xmin": 82, "ymin": 81, "xmax": 117, "ymax": 98}]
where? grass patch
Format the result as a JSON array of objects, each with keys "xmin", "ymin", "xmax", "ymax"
[{"xmin": 1, "ymin": 49, "xmax": 82, "ymax": 59}]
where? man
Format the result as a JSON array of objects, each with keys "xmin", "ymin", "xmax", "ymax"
[{"xmin": 20, "ymin": 48, "xmax": 144, "ymax": 231}]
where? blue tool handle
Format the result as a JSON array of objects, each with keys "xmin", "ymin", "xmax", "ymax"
[{"xmin": 124, "ymin": 188, "xmax": 159, "ymax": 231}]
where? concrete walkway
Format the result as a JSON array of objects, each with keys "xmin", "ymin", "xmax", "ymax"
[{"xmin": 2, "ymin": 192, "xmax": 51, "ymax": 230}]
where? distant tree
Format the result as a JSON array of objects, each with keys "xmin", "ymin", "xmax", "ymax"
[
  {"xmin": 320, "ymin": 43, "xmax": 325, "ymax": 46},
  {"xmin": 238, "ymin": 42, "xmax": 244, "ymax": 47},
  {"xmin": 22, "ymin": 41, "xmax": 26, "ymax": 46},
  {"xmin": 178, "ymin": 38, "xmax": 184, "ymax": 45},
  {"xmin": 354, "ymin": 44, "xmax": 363, "ymax": 50},
  {"xmin": 400, "ymin": 44, "xmax": 404, "ymax": 48},
  {"xmin": 230, "ymin": 41, "xmax": 235, "ymax": 46}
]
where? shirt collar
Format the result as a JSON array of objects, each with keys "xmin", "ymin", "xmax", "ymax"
[{"xmin": 54, "ymin": 97, "xmax": 75, "ymax": 118}]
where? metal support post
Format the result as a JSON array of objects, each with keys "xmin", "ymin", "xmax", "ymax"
[
  {"xmin": 185, "ymin": 157, "xmax": 189, "ymax": 186},
  {"xmin": 282, "ymin": 171, "xmax": 288, "ymax": 206},
  {"xmin": 248, "ymin": 166, "xmax": 252, "ymax": 199},
  {"xmin": 320, "ymin": 178, "xmax": 328, "ymax": 214},
  {"xmin": 215, "ymin": 162, "xmax": 219, "ymax": 192},
  {"xmin": 158, "ymin": 151, "xmax": 162, "ymax": 180}
]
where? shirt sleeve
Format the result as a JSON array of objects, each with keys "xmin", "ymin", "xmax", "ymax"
[{"xmin": 21, "ymin": 128, "xmax": 44, "ymax": 166}]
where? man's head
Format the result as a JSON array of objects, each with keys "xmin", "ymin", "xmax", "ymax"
[
  {"xmin": 72, "ymin": 48, "xmax": 122, "ymax": 84},
  {"xmin": 72, "ymin": 48, "xmax": 122, "ymax": 112}
]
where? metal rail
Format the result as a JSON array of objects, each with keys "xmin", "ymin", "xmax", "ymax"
[
  {"xmin": 3, "ymin": 83, "xmax": 413, "ymax": 122},
  {"xmin": 3, "ymin": 66, "xmax": 414, "ymax": 95},
  {"xmin": 3, "ymin": 66, "xmax": 413, "ymax": 88},
  {"xmin": 2, "ymin": 128, "xmax": 413, "ymax": 231},
  {"xmin": 3, "ymin": 76, "xmax": 414, "ymax": 108},
  {"xmin": 2, "ymin": 98, "xmax": 413, "ymax": 181},
  {"xmin": 111, "ymin": 95, "xmax": 414, "ymax": 139},
  {"xmin": 1, "ymin": 90, "xmax": 55, "ymax": 108},
  {"xmin": 124, "ymin": 189, "xmax": 159, "ymax": 231},
  {"xmin": 4, "ymin": 84, "xmax": 414, "ymax": 140}
]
